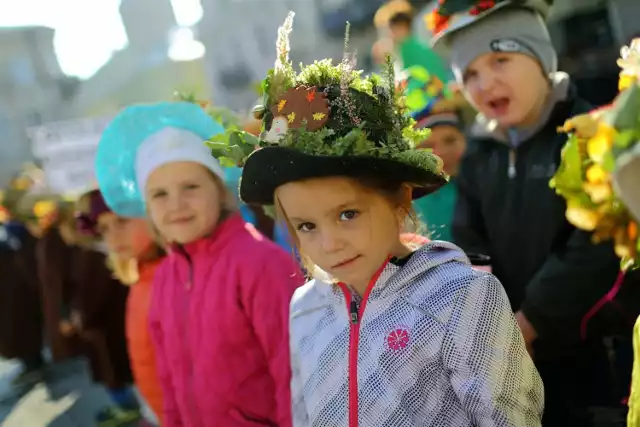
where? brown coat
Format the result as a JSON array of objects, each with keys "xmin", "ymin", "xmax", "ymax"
[
  {"xmin": 0, "ymin": 229, "xmax": 43, "ymax": 360},
  {"xmin": 71, "ymin": 248, "xmax": 132, "ymax": 388},
  {"xmin": 37, "ymin": 228, "xmax": 82, "ymax": 362}
]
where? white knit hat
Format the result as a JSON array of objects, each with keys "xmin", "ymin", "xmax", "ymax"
[{"xmin": 135, "ymin": 127, "xmax": 224, "ymax": 197}]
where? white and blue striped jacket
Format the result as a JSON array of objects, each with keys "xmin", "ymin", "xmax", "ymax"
[{"xmin": 290, "ymin": 241, "xmax": 544, "ymax": 427}]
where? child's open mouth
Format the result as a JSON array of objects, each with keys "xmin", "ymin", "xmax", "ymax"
[{"xmin": 487, "ymin": 97, "xmax": 511, "ymax": 116}]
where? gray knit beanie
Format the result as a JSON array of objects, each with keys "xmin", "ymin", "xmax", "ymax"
[{"xmin": 448, "ymin": 7, "xmax": 557, "ymax": 79}]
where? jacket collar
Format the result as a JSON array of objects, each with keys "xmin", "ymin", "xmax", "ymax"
[
  {"xmin": 311, "ymin": 241, "xmax": 469, "ymax": 304},
  {"xmin": 137, "ymin": 258, "xmax": 162, "ymax": 282},
  {"xmin": 168, "ymin": 213, "xmax": 253, "ymax": 259}
]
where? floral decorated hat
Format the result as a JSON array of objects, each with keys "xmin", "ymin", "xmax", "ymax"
[
  {"xmin": 14, "ymin": 191, "xmax": 67, "ymax": 227},
  {"xmin": 238, "ymin": 12, "xmax": 447, "ymax": 206},
  {"xmin": 427, "ymin": 0, "xmax": 553, "ymax": 52},
  {"xmin": 551, "ymin": 39, "xmax": 640, "ymax": 267},
  {"xmin": 1, "ymin": 165, "xmax": 65, "ymax": 225}
]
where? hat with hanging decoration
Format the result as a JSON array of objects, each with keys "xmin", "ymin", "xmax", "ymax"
[
  {"xmin": 427, "ymin": 0, "xmax": 553, "ymax": 46},
  {"xmin": 230, "ymin": 12, "xmax": 447, "ymax": 206},
  {"xmin": 428, "ymin": 0, "xmax": 555, "ymax": 77},
  {"xmin": 550, "ymin": 38, "xmax": 640, "ymax": 269}
]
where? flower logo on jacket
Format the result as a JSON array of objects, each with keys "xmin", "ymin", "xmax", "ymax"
[{"xmin": 386, "ymin": 328, "xmax": 410, "ymax": 351}]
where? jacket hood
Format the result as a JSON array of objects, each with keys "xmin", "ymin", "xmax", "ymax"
[{"xmin": 469, "ymin": 71, "xmax": 572, "ymax": 144}]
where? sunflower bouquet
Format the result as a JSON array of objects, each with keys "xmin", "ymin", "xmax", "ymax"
[{"xmin": 550, "ymin": 39, "xmax": 640, "ymax": 268}]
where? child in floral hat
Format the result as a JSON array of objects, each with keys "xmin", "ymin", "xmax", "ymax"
[{"xmin": 240, "ymin": 12, "xmax": 542, "ymax": 426}]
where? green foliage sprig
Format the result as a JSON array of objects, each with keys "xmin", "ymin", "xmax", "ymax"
[{"xmin": 205, "ymin": 131, "xmax": 260, "ymax": 167}]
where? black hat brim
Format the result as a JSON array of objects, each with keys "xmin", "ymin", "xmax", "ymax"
[{"xmin": 240, "ymin": 146, "xmax": 448, "ymax": 205}]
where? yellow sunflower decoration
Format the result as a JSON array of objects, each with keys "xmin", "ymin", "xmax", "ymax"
[
  {"xmin": 551, "ymin": 38, "xmax": 640, "ymax": 267},
  {"xmin": 33, "ymin": 200, "xmax": 58, "ymax": 219}
]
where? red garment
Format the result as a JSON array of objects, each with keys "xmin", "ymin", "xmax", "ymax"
[
  {"xmin": 149, "ymin": 215, "xmax": 304, "ymax": 427},
  {"xmin": 126, "ymin": 259, "xmax": 164, "ymax": 423}
]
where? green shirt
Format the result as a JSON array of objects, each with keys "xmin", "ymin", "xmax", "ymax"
[
  {"xmin": 413, "ymin": 180, "xmax": 457, "ymax": 241},
  {"xmin": 399, "ymin": 36, "xmax": 453, "ymax": 84}
]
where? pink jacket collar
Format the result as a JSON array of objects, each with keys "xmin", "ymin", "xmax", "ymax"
[{"xmin": 168, "ymin": 214, "xmax": 259, "ymax": 258}]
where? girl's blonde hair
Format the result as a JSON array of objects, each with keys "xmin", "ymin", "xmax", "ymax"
[
  {"xmin": 107, "ymin": 240, "xmax": 166, "ymax": 285},
  {"xmin": 274, "ymin": 175, "xmax": 423, "ymax": 276}
]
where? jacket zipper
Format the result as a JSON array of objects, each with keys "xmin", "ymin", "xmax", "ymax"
[
  {"xmin": 507, "ymin": 128, "xmax": 518, "ymax": 179},
  {"xmin": 176, "ymin": 246, "xmax": 201, "ymax": 427},
  {"xmin": 508, "ymin": 149, "xmax": 517, "ymax": 179},
  {"xmin": 338, "ymin": 259, "xmax": 389, "ymax": 427}
]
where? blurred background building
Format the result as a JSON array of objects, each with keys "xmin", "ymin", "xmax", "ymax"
[
  {"xmin": 71, "ymin": 0, "xmax": 210, "ymax": 117},
  {"xmin": 0, "ymin": 25, "xmax": 78, "ymax": 185}
]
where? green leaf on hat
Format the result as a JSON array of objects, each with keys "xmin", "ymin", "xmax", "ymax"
[
  {"xmin": 218, "ymin": 157, "xmax": 237, "ymax": 168},
  {"xmin": 608, "ymin": 83, "xmax": 640, "ymax": 130},
  {"xmin": 205, "ymin": 129, "xmax": 260, "ymax": 167}
]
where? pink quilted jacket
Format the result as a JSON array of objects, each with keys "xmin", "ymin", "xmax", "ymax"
[{"xmin": 149, "ymin": 214, "xmax": 304, "ymax": 427}]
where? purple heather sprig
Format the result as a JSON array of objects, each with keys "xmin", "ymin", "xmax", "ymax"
[
  {"xmin": 339, "ymin": 22, "xmax": 361, "ymax": 127},
  {"xmin": 275, "ymin": 11, "xmax": 295, "ymax": 71}
]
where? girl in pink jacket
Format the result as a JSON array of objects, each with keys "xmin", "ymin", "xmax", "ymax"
[{"xmin": 94, "ymin": 102, "xmax": 304, "ymax": 427}]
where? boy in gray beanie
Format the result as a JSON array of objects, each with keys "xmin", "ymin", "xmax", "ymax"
[{"xmin": 430, "ymin": 1, "xmax": 625, "ymax": 426}]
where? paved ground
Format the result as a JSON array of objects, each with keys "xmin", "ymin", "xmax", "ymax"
[
  {"xmin": 0, "ymin": 357, "xmax": 628, "ymax": 427},
  {"xmin": 0, "ymin": 357, "xmax": 124, "ymax": 427}
]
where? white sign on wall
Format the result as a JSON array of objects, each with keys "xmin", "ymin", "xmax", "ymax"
[{"xmin": 27, "ymin": 117, "xmax": 112, "ymax": 194}]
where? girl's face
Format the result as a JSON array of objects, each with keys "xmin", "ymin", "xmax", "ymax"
[
  {"xmin": 277, "ymin": 177, "xmax": 410, "ymax": 290},
  {"xmin": 96, "ymin": 213, "xmax": 153, "ymax": 259},
  {"xmin": 145, "ymin": 161, "xmax": 222, "ymax": 244},
  {"xmin": 462, "ymin": 52, "xmax": 549, "ymax": 128},
  {"xmin": 417, "ymin": 124, "xmax": 466, "ymax": 176}
]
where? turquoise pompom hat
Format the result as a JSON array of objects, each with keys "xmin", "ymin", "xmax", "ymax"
[{"xmin": 95, "ymin": 102, "xmax": 225, "ymax": 218}]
